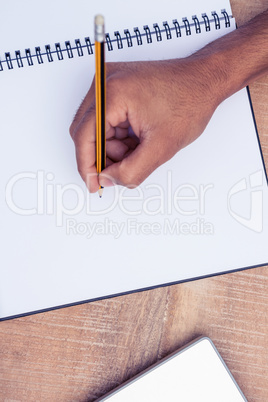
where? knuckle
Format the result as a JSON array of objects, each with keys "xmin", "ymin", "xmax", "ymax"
[{"xmin": 106, "ymin": 75, "xmax": 119, "ymax": 93}]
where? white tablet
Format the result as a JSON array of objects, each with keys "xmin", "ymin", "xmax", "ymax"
[{"xmin": 98, "ymin": 337, "xmax": 247, "ymax": 401}]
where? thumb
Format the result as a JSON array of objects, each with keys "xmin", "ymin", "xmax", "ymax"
[{"xmin": 99, "ymin": 137, "xmax": 160, "ymax": 188}]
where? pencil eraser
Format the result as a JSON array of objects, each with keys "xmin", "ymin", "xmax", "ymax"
[
  {"xmin": 95, "ymin": 14, "xmax": 105, "ymax": 27},
  {"xmin": 95, "ymin": 15, "xmax": 105, "ymax": 42}
]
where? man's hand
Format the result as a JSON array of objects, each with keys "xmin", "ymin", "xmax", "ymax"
[
  {"xmin": 69, "ymin": 58, "xmax": 221, "ymax": 192},
  {"xmin": 70, "ymin": 10, "xmax": 268, "ymax": 192}
]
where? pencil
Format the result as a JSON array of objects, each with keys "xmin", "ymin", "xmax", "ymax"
[{"xmin": 95, "ymin": 15, "xmax": 106, "ymax": 198}]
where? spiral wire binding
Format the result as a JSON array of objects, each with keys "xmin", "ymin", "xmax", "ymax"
[
  {"xmin": 152, "ymin": 24, "xmax": 160, "ymax": 42},
  {"xmin": 55, "ymin": 43, "xmax": 64, "ymax": 60},
  {"xmin": 114, "ymin": 31, "xmax": 123, "ymax": 49},
  {"xmin": 202, "ymin": 13, "xmax": 211, "ymax": 31},
  {"xmin": 85, "ymin": 37, "xmax": 93, "ymax": 54},
  {"xmin": 105, "ymin": 34, "xmax": 113, "ymax": 51},
  {"xmin": 15, "ymin": 51, "xmax": 23, "ymax": 68},
  {"xmin": 172, "ymin": 20, "xmax": 181, "ymax": 37},
  {"xmin": 36, "ymin": 47, "xmax": 44, "ymax": 64},
  {"xmin": 124, "ymin": 30, "xmax": 133, "ymax": 47},
  {"xmin": 0, "ymin": 10, "xmax": 232, "ymax": 71},
  {"xmin": 211, "ymin": 11, "xmax": 221, "ymax": 30},
  {"xmin": 134, "ymin": 27, "xmax": 143, "ymax": 45},
  {"xmin": 144, "ymin": 25, "xmax": 153, "ymax": 44},
  {"xmin": 221, "ymin": 10, "xmax": 231, "ymax": 27},
  {"xmin": 192, "ymin": 15, "xmax": 201, "ymax": 34},
  {"xmin": 45, "ymin": 45, "xmax": 53, "ymax": 62},
  {"xmin": 183, "ymin": 17, "xmax": 191, "ymax": 36},
  {"xmin": 75, "ymin": 39, "xmax": 83, "ymax": 56},
  {"xmin": 65, "ymin": 41, "xmax": 74, "ymax": 58},
  {"xmin": 163, "ymin": 21, "xmax": 172, "ymax": 39}
]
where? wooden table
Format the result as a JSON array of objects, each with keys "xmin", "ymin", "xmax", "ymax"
[{"xmin": 0, "ymin": 1, "xmax": 267, "ymax": 401}]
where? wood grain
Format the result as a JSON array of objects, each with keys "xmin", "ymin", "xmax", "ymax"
[{"xmin": 1, "ymin": 1, "xmax": 268, "ymax": 401}]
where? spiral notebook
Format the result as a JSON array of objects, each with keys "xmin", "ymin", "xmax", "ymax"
[{"xmin": 0, "ymin": 0, "xmax": 268, "ymax": 320}]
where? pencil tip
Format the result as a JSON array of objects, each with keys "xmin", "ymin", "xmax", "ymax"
[{"xmin": 98, "ymin": 187, "xmax": 104, "ymax": 198}]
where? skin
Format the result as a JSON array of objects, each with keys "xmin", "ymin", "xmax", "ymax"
[{"xmin": 70, "ymin": 10, "xmax": 268, "ymax": 193}]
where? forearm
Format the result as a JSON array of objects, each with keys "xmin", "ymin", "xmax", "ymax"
[{"xmin": 190, "ymin": 10, "xmax": 268, "ymax": 103}]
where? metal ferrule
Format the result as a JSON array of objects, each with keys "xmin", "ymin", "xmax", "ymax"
[{"xmin": 95, "ymin": 15, "xmax": 105, "ymax": 42}]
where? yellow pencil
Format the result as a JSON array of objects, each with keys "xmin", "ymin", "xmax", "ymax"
[{"xmin": 95, "ymin": 15, "xmax": 106, "ymax": 198}]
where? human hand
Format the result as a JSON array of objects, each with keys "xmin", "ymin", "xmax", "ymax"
[{"xmin": 70, "ymin": 57, "xmax": 223, "ymax": 192}]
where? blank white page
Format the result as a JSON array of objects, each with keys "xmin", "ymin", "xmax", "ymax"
[
  {"xmin": 99, "ymin": 338, "xmax": 247, "ymax": 401},
  {"xmin": 0, "ymin": 0, "xmax": 232, "ymax": 55},
  {"xmin": 0, "ymin": 0, "xmax": 268, "ymax": 319}
]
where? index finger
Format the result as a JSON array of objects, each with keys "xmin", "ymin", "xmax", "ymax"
[
  {"xmin": 69, "ymin": 78, "xmax": 95, "ymax": 139},
  {"xmin": 70, "ymin": 63, "xmax": 121, "ymax": 138},
  {"xmin": 73, "ymin": 106, "xmax": 99, "ymax": 193}
]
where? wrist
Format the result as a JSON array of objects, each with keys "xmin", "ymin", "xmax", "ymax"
[
  {"xmin": 187, "ymin": 10, "xmax": 268, "ymax": 105},
  {"xmin": 181, "ymin": 52, "xmax": 228, "ymax": 109}
]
